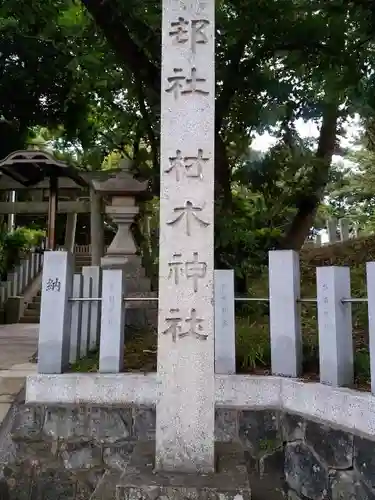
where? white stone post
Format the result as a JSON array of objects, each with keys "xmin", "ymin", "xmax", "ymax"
[
  {"xmin": 327, "ymin": 218, "xmax": 337, "ymax": 244},
  {"xmin": 38, "ymin": 251, "xmax": 73, "ymax": 374},
  {"xmin": 316, "ymin": 266, "xmax": 353, "ymax": 387},
  {"xmin": 64, "ymin": 213, "xmax": 77, "ymax": 253},
  {"xmin": 269, "ymin": 250, "xmax": 302, "ymax": 377},
  {"xmin": 214, "ymin": 269, "xmax": 235, "ymax": 374},
  {"xmin": 156, "ymin": 0, "xmax": 215, "ymax": 473},
  {"xmin": 70, "ymin": 274, "xmax": 83, "ymax": 364},
  {"xmin": 315, "ymin": 234, "xmax": 322, "ymax": 247},
  {"xmin": 82, "ymin": 266, "xmax": 101, "ymax": 350},
  {"xmin": 366, "ymin": 262, "xmax": 375, "ymax": 394},
  {"xmin": 99, "ymin": 269, "xmax": 125, "ymax": 373},
  {"xmin": 80, "ymin": 270, "xmax": 92, "ymax": 358},
  {"xmin": 339, "ymin": 218, "xmax": 350, "ymax": 242}
]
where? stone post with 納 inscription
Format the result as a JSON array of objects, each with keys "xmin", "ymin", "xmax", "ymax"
[{"xmin": 156, "ymin": 0, "xmax": 215, "ymax": 473}]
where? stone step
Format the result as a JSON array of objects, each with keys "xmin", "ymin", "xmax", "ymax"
[
  {"xmin": 23, "ymin": 308, "xmax": 39, "ymax": 318},
  {"xmin": 27, "ymin": 302, "xmax": 40, "ymax": 311},
  {"xmin": 19, "ymin": 316, "xmax": 39, "ymax": 324}
]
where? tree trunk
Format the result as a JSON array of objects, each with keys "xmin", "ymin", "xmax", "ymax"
[
  {"xmin": 280, "ymin": 102, "xmax": 340, "ymax": 250},
  {"xmin": 215, "ymin": 133, "xmax": 232, "ymax": 204}
]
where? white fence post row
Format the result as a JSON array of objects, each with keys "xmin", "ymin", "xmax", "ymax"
[
  {"xmin": 316, "ymin": 266, "xmax": 353, "ymax": 387},
  {"xmin": 99, "ymin": 269, "xmax": 125, "ymax": 373},
  {"xmin": 25, "ymin": 256, "xmax": 31, "ymax": 287},
  {"xmin": 83, "ymin": 266, "xmax": 101, "ymax": 351},
  {"xmin": 339, "ymin": 218, "xmax": 350, "ymax": 242},
  {"xmin": 70, "ymin": 274, "xmax": 83, "ymax": 364},
  {"xmin": 366, "ymin": 262, "xmax": 375, "ymax": 394},
  {"xmin": 269, "ymin": 250, "xmax": 302, "ymax": 377},
  {"xmin": 327, "ymin": 217, "xmax": 338, "ymax": 244},
  {"xmin": 80, "ymin": 269, "xmax": 92, "ymax": 358},
  {"xmin": 30, "ymin": 253, "xmax": 35, "ymax": 280},
  {"xmin": 214, "ymin": 269, "xmax": 235, "ymax": 374},
  {"xmin": 38, "ymin": 251, "xmax": 74, "ymax": 374}
]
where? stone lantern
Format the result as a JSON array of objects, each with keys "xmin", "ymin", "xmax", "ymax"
[{"xmin": 93, "ymin": 160, "xmax": 151, "ymax": 292}]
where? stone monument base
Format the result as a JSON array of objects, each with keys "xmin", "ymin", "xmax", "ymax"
[{"xmin": 116, "ymin": 442, "xmax": 251, "ymax": 500}]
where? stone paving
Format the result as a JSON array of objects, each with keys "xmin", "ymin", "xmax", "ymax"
[
  {"xmin": 0, "ymin": 323, "xmax": 38, "ymax": 370},
  {"xmin": 0, "ymin": 323, "xmax": 38, "ymax": 423}
]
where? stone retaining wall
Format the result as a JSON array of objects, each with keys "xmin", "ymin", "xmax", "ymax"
[{"xmin": 0, "ymin": 402, "xmax": 374, "ymax": 499}]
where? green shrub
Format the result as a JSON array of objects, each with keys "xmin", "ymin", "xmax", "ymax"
[{"xmin": 0, "ymin": 227, "xmax": 45, "ymax": 279}]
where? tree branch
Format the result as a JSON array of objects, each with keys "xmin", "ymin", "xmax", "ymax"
[
  {"xmin": 215, "ymin": 37, "xmax": 248, "ymax": 132},
  {"xmin": 81, "ymin": 0, "xmax": 160, "ymax": 98},
  {"xmin": 280, "ymin": 101, "xmax": 340, "ymax": 250}
]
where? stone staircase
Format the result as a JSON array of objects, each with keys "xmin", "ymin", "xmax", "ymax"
[{"xmin": 19, "ymin": 253, "xmax": 92, "ymax": 324}]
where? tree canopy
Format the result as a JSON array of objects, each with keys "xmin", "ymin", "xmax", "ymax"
[{"xmin": 2, "ymin": 0, "xmax": 375, "ymax": 278}]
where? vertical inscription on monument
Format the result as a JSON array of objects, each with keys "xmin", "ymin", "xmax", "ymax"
[{"xmin": 157, "ymin": 0, "xmax": 215, "ymax": 473}]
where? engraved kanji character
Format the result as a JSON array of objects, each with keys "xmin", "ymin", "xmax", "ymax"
[
  {"xmin": 166, "ymin": 200, "xmax": 210, "ymax": 236},
  {"xmin": 45, "ymin": 277, "xmax": 61, "ymax": 292},
  {"xmin": 165, "ymin": 150, "xmax": 185, "ymax": 181},
  {"xmin": 181, "ymin": 67, "xmax": 209, "ymax": 95},
  {"xmin": 191, "ymin": 19, "xmax": 210, "ymax": 52},
  {"xmin": 185, "ymin": 149, "xmax": 209, "ymax": 179},
  {"xmin": 168, "ymin": 253, "xmax": 184, "ymax": 284},
  {"xmin": 179, "ymin": 308, "xmax": 207, "ymax": 340},
  {"xmin": 162, "ymin": 308, "xmax": 182, "ymax": 342},
  {"xmin": 169, "ymin": 17, "xmax": 189, "ymax": 44},
  {"xmin": 165, "ymin": 68, "xmax": 209, "ymax": 99},
  {"xmin": 186, "ymin": 252, "xmax": 207, "ymax": 292},
  {"xmin": 165, "ymin": 68, "xmax": 185, "ymax": 99}
]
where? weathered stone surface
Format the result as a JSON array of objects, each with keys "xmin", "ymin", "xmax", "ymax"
[
  {"xmin": 88, "ymin": 407, "xmax": 132, "ymax": 444},
  {"xmin": 215, "ymin": 409, "xmax": 238, "ymax": 443},
  {"xmin": 118, "ymin": 442, "xmax": 251, "ymax": 500},
  {"xmin": 287, "ymin": 492, "xmax": 303, "ymax": 500},
  {"xmin": 306, "ymin": 421, "xmax": 353, "ymax": 469},
  {"xmin": 132, "ymin": 407, "xmax": 155, "ymax": 440},
  {"xmin": 3, "ymin": 465, "xmax": 95, "ymax": 500},
  {"xmin": 239, "ymin": 410, "xmax": 282, "ymax": 457},
  {"xmin": 11, "ymin": 405, "xmax": 44, "ymax": 440},
  {"xmin": 259, "ymin": 449, "xmax": 284, "ymax": 477},
  {"xmin": 329, "ymin": 470, "xmax": 375, "ymax": 500},
  {"xmin": 246, "ymin": 449, "xmax": 285, "ymax": 500},
  {"xmin": 285, "ymin": 442, "xmax": 329, "ymax": 499},
  {"xmin": 59, "ymin": 442, "xmax": 102, "ymax": 470},
  {"xmin": 281, "ymin": 413, "xmax": 305, "ymax": 442},
  {"xmin": 354, "ymin": 436, "xmax": 375, "ymax": 490},
  {"xmin": 14, "ymin": 440, "xmax": 54, "ymax": 465},
  {"xmin": 103, "ymin": 442, "xmax": 135, "ymax": 471},
  {"xmin": 4, "ymin": 403, "xmax": 375, "ymax": 500},
  {"xmin": 42, "ymin": 406, "xmax": 87, "ymax": 440}
]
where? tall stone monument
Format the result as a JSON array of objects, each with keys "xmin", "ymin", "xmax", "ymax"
[
  {"xmin": 156, "ymin": 0, "xmax": 215, "ymax": 473},
  {"xmin": 119, "ymin": 0, "xmax": 250, "ymax": 497}
]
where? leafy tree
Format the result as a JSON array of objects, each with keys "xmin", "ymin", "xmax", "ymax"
[{"xmin": 81, "ymin": 0, "xmax": 375, "ymax": 249}]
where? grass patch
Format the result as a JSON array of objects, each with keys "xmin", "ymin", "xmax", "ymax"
[
  {"xmin": 235, "ymin": 237, "xmax": 373, "ymax": 390},
  {"xmin": 70, "ymin": 236, "xmax": 375, "ymax": 391},
  {"xmin": 70, "ymin": 326, "xmax": 157, "ymax": 373}
]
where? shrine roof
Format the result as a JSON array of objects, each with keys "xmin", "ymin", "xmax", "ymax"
[{"xmin": 0, "ymin": 150, "xmax": 88, "ymax": 188}]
